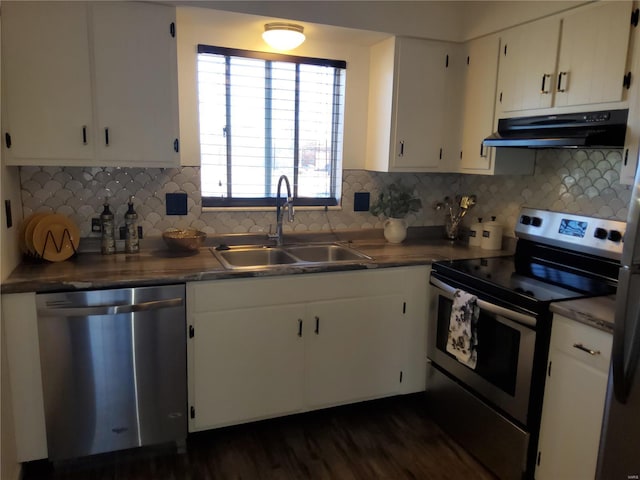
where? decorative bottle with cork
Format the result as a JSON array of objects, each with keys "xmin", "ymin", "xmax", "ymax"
[
  {"xmin": 100, "ymin": 200, "xmax": 115, "ymax": 255},
  {"xmin": 124, "ymin": 196, "xmax": 139, "ymax": 254}
]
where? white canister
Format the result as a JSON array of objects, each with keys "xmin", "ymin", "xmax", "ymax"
[
  {"xmin": 481, "ymin": 216, "xmax": 503, "ymax": 250},
  {"xmin": 468, "ymin": 217, "xmax": 483, "ymax": 247}
]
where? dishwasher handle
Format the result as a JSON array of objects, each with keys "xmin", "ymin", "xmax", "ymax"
[{"xmin": 38, "ymin": 297, "xmax": 184, "ymax": 317}]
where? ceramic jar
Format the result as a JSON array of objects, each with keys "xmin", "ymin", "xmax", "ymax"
[
  {"xmin": 468, "ymin": 217, "xmax": 483, "ymax": 247},
  {"xmin": 384, "ymin": 217, "xmax": 408, "ymax": 243},
  {"xmin": 481, "ymin": 216, "xmax": 503, "ymax": 250}
]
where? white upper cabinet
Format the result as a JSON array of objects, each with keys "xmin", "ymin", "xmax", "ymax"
[
  {"xmin": 498, "ymin": 17, "xmax": 561, "ymax": 113},
  {"xmin": 2, "ymin": 2, "xmax": 94, "ymax": 164},
  {"xmin": 554, "ymin": 1, "xmax": 632, "ymax": 108},
  {"xmin": 366, "ymin": 36, "xmax": 462, "ymax": 172},
  {"xmin": 91, "ymin": 3, "xmax": 180, "ymax": 166},
  {"xmin": 456, "ymin": 34, "xmax": 535, "ymax": 175},
  {"xmin": 497, "ymin": 1, "xmax": 633, "ymax": 116},
  {"xmin": 620, "ymin": 6, "xmax": 640, "ymax": 185},
  {"xmin": 2, "ymin": 1, "xmax": 180, "ymax": 167},
  {"xmin": 458, "ymin": 35, "xmax": 500, "ymax": 173}
]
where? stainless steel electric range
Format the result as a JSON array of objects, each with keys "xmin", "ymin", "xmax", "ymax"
[{"xmin": 427, "ymin": 207, "xmax": 625, "ymax": 480}]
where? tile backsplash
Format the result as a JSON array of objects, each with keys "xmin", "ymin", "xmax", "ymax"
[{"xmin": 19, "ymin": 149, "xmax": 631, "ymax": 239}]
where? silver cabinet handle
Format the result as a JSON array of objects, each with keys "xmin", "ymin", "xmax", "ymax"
[
  {"xmin": 573, "ymin": 343, "xmax": 600, "ymax": 356},
  {"xmin": 541, "ymin": 73, "xmax": 551, "ymax": 94},
  {"xmin": 557, "ymin": 71, "xmax": 568, "ymax": 92},
  {"xmin": 38, "ymin": 297, "xmax": 183, "ymax": 317},
  {"xmin": 399, "ymin": 140, "xmax": 405, "ymax": 157}
]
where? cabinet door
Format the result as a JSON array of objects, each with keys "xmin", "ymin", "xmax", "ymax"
[
  {"xmin": 536, "ymin": 315, "xmax": 612, "ymax": 480},
  {"xmin": 554, "ymin": 1, "xmax": 632, "ymax": 108},
  {"xmin": 391, "ymin": 38, "xmax": 450, "ymax": 171},
  {"xmin": 498, "ymin": 17, "xmax": 560, "ymax": 113},
  {"xmin": 2, "ymin": 293, "xmax": 48, "ymax": 462},
  {"xmin": 2, "ymin": 2, "xmax": 93, "ymax": 164},
  {"xmin": 458, "ymin": 35, "xmax": 500, "ymax": 173},
  {"xmin": 190, "ymin": 304, "xmax": 305, "ymax": 431},
  {"xmin": 91, "ymin": 2, "xmax": 179, "ymax": 167},
  {"xmin": 304, "ymin": 295, "xmax": 404, "ymax": 409}
]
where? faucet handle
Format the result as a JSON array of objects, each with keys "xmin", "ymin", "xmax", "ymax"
[{"xmin": 288, "ymin": 204, "xmax": 295, "ymax": 222}]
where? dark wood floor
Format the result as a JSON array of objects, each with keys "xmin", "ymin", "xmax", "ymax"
[{"xmin": 23, "ymin": 393, "xmax": 497, "ymax": 480}]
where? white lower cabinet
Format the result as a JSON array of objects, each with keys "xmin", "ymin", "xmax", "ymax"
[
  {"xmin": 304, "ymin": 295, "xmax": 404, "ymax": 409},
  {"xmin": 191, "ymin": 303, "xmax": 306, "ymax": 429},
  {"xmin": 187, "ymin": 267, "xmax": 429, "ymax": 432},
  {"xmin": 1, "ymin": 292, "xmax": 48, "ymax": 462},
  {"xmin": 536, "ymin": 314, "xmax": 612, "ymax": 480}
]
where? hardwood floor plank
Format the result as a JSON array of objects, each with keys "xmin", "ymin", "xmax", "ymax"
[{"xmin": 23, "ymin": 394, "xmax": 498, "ymax": 480}]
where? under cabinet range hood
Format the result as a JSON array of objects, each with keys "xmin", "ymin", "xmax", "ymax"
[{"xmin": 483, "ymin": 109, "xmax": 628, "ymax": 148}]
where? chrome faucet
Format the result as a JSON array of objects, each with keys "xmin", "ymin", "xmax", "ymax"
[{"xmin": 269, "ymin": 175, "xmax": 295, "ymax": 246}]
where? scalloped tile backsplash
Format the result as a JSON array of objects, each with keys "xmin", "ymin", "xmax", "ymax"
[{"xmin": 19, "ymin": 149, "xmax": 631, "ymax": 239}]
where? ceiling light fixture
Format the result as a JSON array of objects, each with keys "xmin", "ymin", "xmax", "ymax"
[{"xmin": 262, "ymin": 22, "xmax": 305, "ymax": 51}]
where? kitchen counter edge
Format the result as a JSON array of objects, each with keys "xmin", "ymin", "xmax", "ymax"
[
  {"xmin": 550, "ymin": 296, "xmax": 616, "ymax": 334},
  {"xmin": 1, "ymin": 238, "xmax": 512, "ymax": 295}
]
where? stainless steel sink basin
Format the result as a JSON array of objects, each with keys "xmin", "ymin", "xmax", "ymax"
[
  {"xmin": 214, "ymin": 246, "xmax": 298, "ymax": 269},
  {"xmin": 212, "ymin": 243, "xmax": 372, "ymax": 270},
  {"xmin": 285, "ymin": 244, "xmax": 371, "ymax": 263}
]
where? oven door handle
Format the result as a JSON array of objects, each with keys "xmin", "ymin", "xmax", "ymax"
[{"xmin": 430, "ymin": 276, "xmax": 537, "ymax": 328}]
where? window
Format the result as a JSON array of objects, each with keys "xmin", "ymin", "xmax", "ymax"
[{"xmin": 197, "ymin": 45, "xmax": 346, "ymax": 208}]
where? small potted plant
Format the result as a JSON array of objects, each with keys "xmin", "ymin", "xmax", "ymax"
[{"xmin": 370, "ymin": 183, "xmax": 422, "ymax": 243}]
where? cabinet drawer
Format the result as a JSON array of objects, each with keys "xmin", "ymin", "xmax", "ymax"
[{"xmin": 551, "ymin": 315, "xmax": 612, "ymax": 374}]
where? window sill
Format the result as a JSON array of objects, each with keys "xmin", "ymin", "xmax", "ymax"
[{"xmin": 201, "ymin": 205, "xmax": 343, "ymax": 213}]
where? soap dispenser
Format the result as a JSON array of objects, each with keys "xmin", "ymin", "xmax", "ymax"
[
  {"xmin": 100, "ymin": 200, "xmax": 116, "ymax": 255},
  {"xmin": 124, "ymin": 196, "xmax": 139, "ymax": 254}
]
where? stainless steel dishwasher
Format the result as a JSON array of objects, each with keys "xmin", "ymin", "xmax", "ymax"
[{"xmin": 36, "ymin": 284, "xmax": 187, "ymax": 460}]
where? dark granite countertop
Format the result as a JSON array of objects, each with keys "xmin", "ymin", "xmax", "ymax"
[
  {"xmin": 550, "ymin": 296, "xmax": 616, "ymax": 334},
  {"xmin": 1, "ymin": 228, "xmax": 514, "ymax": 294}
]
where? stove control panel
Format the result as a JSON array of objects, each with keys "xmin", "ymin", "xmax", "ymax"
[{"xmin": 516, "ymin": 207, "xmax": 626, "ymax": 260}]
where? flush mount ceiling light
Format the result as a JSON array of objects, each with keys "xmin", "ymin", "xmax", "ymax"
[{"xmin": 262, "ymin": 22, "xmax": 305, "ymax": 50}]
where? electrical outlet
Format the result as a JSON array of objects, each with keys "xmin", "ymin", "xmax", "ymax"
[
  {"xmin": 166, "ymin": 192, "xmax": 188, "ymax": 215},
  {"xmin": 354, "ymin": 192, "xmax": 370, "ymax": 212}
]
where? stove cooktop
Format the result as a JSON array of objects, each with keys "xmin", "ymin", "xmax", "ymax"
[
  {"xmin": 431, "ymin": 255, "xmax": 616, "ymax": 316},
  {"xmin": 432, "ymin": 208, "xmax": 623, "ymax": 316}
]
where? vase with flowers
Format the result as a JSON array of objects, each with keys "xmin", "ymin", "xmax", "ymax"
[
  {"xmin": 433, "ymin": 194, "xmax": 477, "ymax": 241},
  {"xmin": 370, "ymin": 183, "xmax": 422, "ymax": 243}
]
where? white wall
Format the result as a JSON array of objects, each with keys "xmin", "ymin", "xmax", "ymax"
[
  {"xmin": 179, "ymin": 0, "xmax": 589, "ymax": 42},
  {"xmin": 179, "ymin": 1, "xmax": 464, "ymax": 40},
  {"xmin": 0, "ymin": 166, "xmax": 22, "ymax": 282},
  {"xmin": 177, "ymin": 6, "xmax": 384, "ymax": 170}
]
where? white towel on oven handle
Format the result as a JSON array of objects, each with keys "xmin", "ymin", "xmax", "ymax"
[{"xmin": 446, "ymin": 289, "xmax": 479, "ymax": 369}]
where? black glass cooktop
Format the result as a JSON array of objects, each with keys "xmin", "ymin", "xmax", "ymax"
[{"xmin": 431, "ymin": 255, "xmax": 616, "ymax": 316}]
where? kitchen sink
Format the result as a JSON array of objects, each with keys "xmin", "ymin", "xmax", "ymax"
[
  {"xmin": 212, "ymin": 243, "xmax": 372, "ymax": 270},
  {"xmin": 214, "ymin": 246, "xmax": 299, "ymax": 269},
  {"xmin": 284, "ymin": 244, "xmax": 370, "ymax": 263}
]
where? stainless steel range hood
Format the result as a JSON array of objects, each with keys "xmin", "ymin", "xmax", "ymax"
[{"xmin": 483, "ymin": 109, "xmax": 628, "ymax": 148}]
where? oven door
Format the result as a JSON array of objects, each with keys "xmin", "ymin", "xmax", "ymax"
[{"xmin": 428, "ymin": 276, "xmax": 537, "ymax": 426}]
